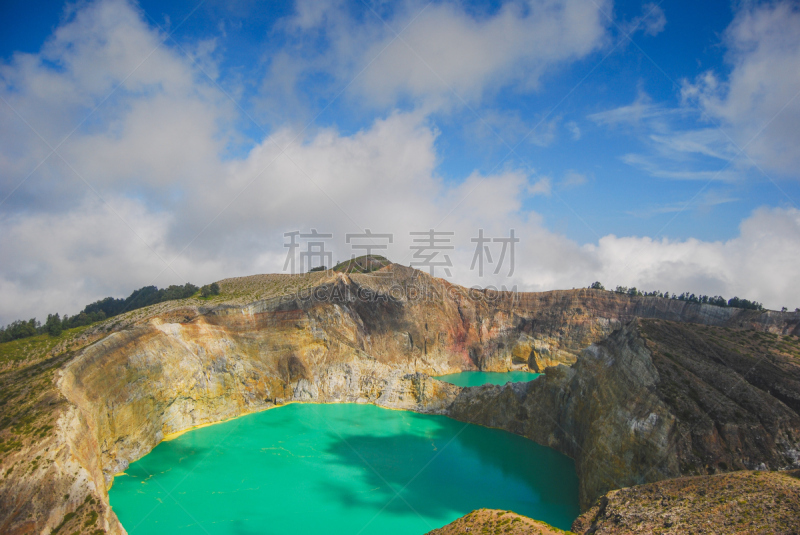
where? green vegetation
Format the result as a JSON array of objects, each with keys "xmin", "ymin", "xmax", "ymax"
[
  {"xmin": 50, "ymin": 495, "xmax": 101, "ymax": 535},
  {"xmin": 214, "ymin": 271, "xmax": 331, "ymax": 305},
  {"xmin": 51, "ymin": 512, "xmax": 75, "ymax": 534},
  {"xmin": 332, "ymin": 255, "xmax": 391, "ymax": 274},
  {"xmin": 83, "ymin": 510, "xmax": 98, "ymax": 528},
  {"xmin": 1, "ymin": 282, "xmax": 200, "ymax": 344},
  {"xmin": 0, "ymin": 322, "xmax": 107, "ymax": 533},
  {"xmin": 45, "ymin": 314, "xmax": 62, "ymax": 337},
  {"xmin": 0, "ymin": 319, "xmax": 39, "ymax": 342},
  {"xmin": 0, "ymin": 349, "xmax": 75, "ymax": 465},
  {"xmin": 0, "ymin": 328, "xmax": 88, "ymax": 367},
  {"xmin": 81, "ymin": 282, "xmax": 199, "ymax": 318},
  {"xmin": 589, "ymin": 282, "xmax": 766, "ymax": 311},
  {"xmin": 200, "ymin": 282, "xmax": 220, "ymax": 297}
]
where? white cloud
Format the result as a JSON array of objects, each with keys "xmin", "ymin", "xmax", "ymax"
[
  {"xmin": 621, "ymin": 3, "xmax": 666, "ymax": 37},
  {"xmin": 584, "ymin": 207, "xmax": 800, "ymax": 309},
  {"xmin": 0, "ymin": 108, "xmax": 550, "ymax": 322},
  {"xmin": 649, "ymin": 128, "xmax": 738, "ymax": 161},
  {"xmin": 1, "ymin": 0, "xmax": 798, "ymax": 328},
  {"xmin": 560, "ymin": 170, "xmax": 587, "ymax": 188},
  {"xmin": 361, "ymin": 0, "xmax": 609, "ymax": 106},
  {"xmin": 265, "ymin": 0, "xmax": 611, "ymax": 112},
  {"xmin": 590, "ymin": 93, "xmax": 746, "ymax": 181},
  {"xmin": 625, "ymin": 189, "xmax": 739, "ymax": 217},
  {"xmin": 528, "ymin": 177, "xmax": 552, "ymax": 196},
  {"xmin": 619, "ymin": 153, "xmax": 743, "ymax": 182},
  {"xmin": 566, "ymin": 120, "xmax": 581, "ymax": 140},
  {"xmin": 287, "ymin": 0, "xmax": 346, "ymax": 31},
  {"xmin": 0, "ymin": 0, "xmax": 234, "ymax": 213},
  {"xmin": 0, "ymin": 198, "xmax": 177, "ymax": 323},
  {"xmin": 681, "ymin": 1, "xmax": 800, "ymax": 177},
  {"xmin": 588, "ymin": 93, "xmax": 673, "ymax": 127},
  {"xmin": 2, "ymin": 106, "xmax": 799, "ymax": 323},
  {"xmin": 470, "ymin": 109, "xmax": 560, "ymax": 148}
]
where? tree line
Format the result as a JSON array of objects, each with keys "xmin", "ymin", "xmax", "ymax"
[
  {"xmin": 0, "ymin": 281, "xmax": 219, "ymax": 343},
  {"xmin": 589, "ymin": 282, "xmax": 766, "ymax": 310}
]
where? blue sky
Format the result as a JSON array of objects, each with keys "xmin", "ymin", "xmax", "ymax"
[{"xmin": 1, "ymin": 0, "xmax": 799, "ymax": 323}]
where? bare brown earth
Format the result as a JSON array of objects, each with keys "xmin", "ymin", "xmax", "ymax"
[
  {"xmin": 1, "ymin": 264, "xmax": 799, "ymax": 534},
  {"xmin": 572, "ymin": 469, "xmax": 800, "ymax": 534},
  {"xmin": 427, "ymin": 509, "xmax": 574, "ymax": 534},
  {"xmin": 438, "ymin": 470, "xmax": 800, "ymax": 535}
]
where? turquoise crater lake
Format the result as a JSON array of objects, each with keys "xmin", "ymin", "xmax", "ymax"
[
  {"xmin": 435, "ymin": 371, "xmax": 542, "ymax": 387},
  {"xmin": 109, "ymin": 404, "xmax": 579, "ymax": 534}
]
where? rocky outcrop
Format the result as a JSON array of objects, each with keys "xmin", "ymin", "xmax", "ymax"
[
  {"xmin": 2, "ymin": 264, "xmax": 800, "ymax": 534},
  {"xmin": 427, "ymin": 509, "xmax": 574, "ymax": 534},
  {"xmin": 572, "ymin": 469, "xmax": 800, "ymax": 534},
  {"xmin": 447, "ymin": 319, "xmax": 800, "ymax": 509},
  {"xmin": 433, "ymin": 471, "xmax": 800, "ymax": 535}
]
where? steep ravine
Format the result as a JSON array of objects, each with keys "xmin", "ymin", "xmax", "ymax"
[{"xmin": 2, "ymin": 265, "xmax": 799, "ymax": 534}]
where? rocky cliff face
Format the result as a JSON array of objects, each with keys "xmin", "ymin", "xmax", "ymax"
[
  {"xmin": 2, "ymin": 264, "xmax": 799, "ymax": 534},
  {"xmin": 447, "ymin": 319, "xmax": 800, "ymax": 509},
  {"xmin": 58, "ymin": 319, "xmax": 461, "ymax": 486}
]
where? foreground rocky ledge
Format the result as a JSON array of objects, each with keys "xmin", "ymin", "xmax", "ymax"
[
  {"xmin": 572, "ymin": 469, "xmax": 800, "ymax": 534},
  {"xmin": 436, "ymin": 470, "xmax": 800, "ymax": 535},
  {"xmin": 1, "ymin": 265, "xmax": 799, "ymax": 534},
  {"xmin": 427, "ymin": 509, "xmax": 573, "ymax": 534}
]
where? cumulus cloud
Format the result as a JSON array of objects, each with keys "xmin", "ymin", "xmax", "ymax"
[
  {"xmin": 359, "ymin": 0, "xmax": 610, "ymax": 106},
  {"xmin": 0, "ymin": 0, "xmax": 234, "ymax": 214},
  {"xmin": 263, "ymin": 0, "xmax": 611, "ymax": 112},
  {"xmin": 0, "ymin": 198, "xmax": 176, "ymax": 323},
  {"xmin": 3, "ymin": 106, "xmax": 798, "ymax": 323},
  {"xmin": 584, "ymin": 207, "xmax": 800, "ymax": 310},
  {"xmin": 1, "ymin": 0, "xmax": 798, "ymax": 327}
]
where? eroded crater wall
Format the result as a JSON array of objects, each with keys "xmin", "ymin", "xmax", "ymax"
[{"xmin": 4, "ymin": 266, "xmax": 800, "ymax": 534}]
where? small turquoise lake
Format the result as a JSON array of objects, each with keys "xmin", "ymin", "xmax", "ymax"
[
  {"xmin": 435, "ymin": 371, "xmax": 542, "ymax": 387},
  {"xmin": 109, "ymin": 404, "xmax": 579, "ymax": 534}
]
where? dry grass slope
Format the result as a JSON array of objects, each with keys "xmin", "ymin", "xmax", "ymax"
[
  {"xmin": 427, "ymin": 509, "xmax": 575, "ymax": 535},
  {"xmin": 572, "ymin": 470, "xmax": 800, "ymax": 534}
]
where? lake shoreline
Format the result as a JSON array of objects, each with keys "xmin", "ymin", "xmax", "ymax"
[{"xmin": 110, "ymin": 403, "xmax": 580, "ymax": 534}]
